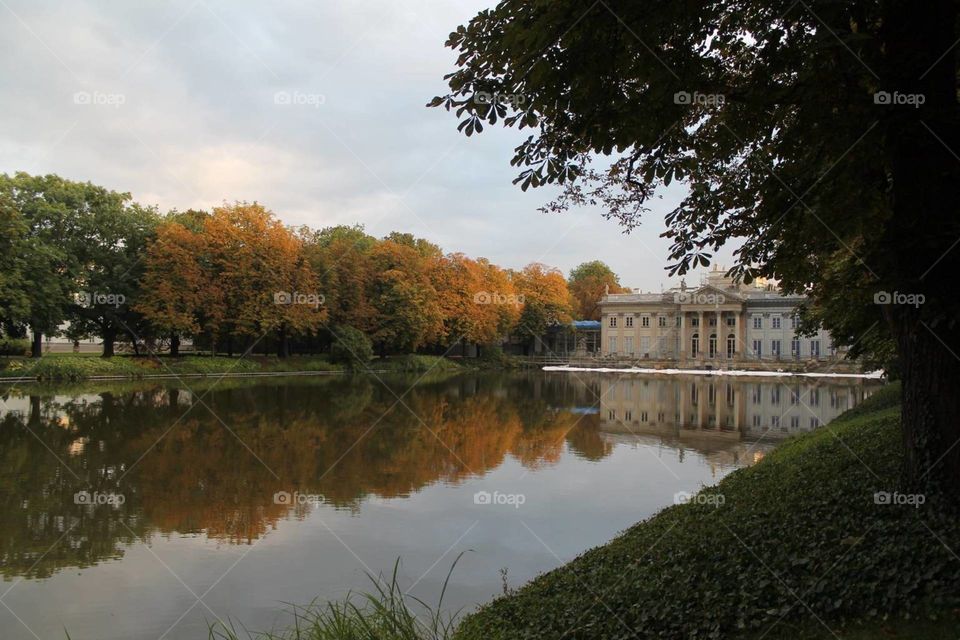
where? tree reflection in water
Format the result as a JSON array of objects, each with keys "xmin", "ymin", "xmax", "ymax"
[{"xmin": 0, "ymin": 372, "xmax": 880, "ymax": 579}]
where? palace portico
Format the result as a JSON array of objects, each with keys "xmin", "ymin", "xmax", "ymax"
[{"xmin": 598, "ymin": 267, "xmax": 838, "ymax": 365}]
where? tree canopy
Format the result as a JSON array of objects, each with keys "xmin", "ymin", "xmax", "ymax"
[{"xmin": 432, "ymin": 0, "xmax": 960, "ymax": 496}]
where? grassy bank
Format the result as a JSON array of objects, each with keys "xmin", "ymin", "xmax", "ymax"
[
  {"xmin": 0, "ymin": 353, "xmax": 476, "ymax": 382},
  {"xmin": 208, "ymin": 383, "xmax": 959, "ymax": 640},
  {"xmin": 455, "ymin": 382, "xmax": 960, "ymax": 639}
]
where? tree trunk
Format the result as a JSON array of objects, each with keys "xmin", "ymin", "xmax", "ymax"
[
  {"xmin": 874, "ymin": 0, "xmax": 960, "ymax": 500},
  {"xmin": 102, "ymin": 329, "xmax": 116, "ymax": 358},
  {"xmin": 170, "ymin": 333, "xmax": 180, "ymax": 357},
  {"xmin": 892, "ymin": 309, "xmax": 960, "ymax": 497},
  {"xmin": 30, "ymin": 328, "xmax": 42, "ymax": 358},
  {"xmin": 277, "ymin": 325, "xmax": 289, "ymax": 358}
]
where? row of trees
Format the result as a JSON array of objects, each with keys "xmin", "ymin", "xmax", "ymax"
[{"xmin": 0, "ymin": 172, "xmax": 626, "ymax": 359}]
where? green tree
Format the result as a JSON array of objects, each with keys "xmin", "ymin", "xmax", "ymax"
[
  {"xmin": 0, "ymin": 173, "xmax": 90, "ymax": 357},
  {"xmin": 433, "ymin": 0, "xmax": 960, "ymax": 496},
  {"xmin": 568, "ymin": 261, "xmax": 626, "ymax": 320},
  {"xmin": 329, "ymin": 325, "xmax": 374, "ymax": 369},
  {"xmin": 69, "ymin": 199, "xmax": 160, "ymax": 357},
  {"xmin": 0, "ymin": 193, "xmax": 29, "ymax": 331}
]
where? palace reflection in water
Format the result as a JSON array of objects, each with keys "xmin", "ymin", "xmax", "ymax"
[
  {"xmin": 597, "ymin": 375, "xmax": 877, "ymax": 468},
  {"xmin": 0, "ymin": 372, "xmax": 881, "ymax": 582}
]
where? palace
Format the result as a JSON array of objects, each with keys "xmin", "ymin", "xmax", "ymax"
[{"xmin": 598, "ymin": 266, "xmax": 837, "ymax": 364}]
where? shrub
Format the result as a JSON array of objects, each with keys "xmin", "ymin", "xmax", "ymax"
[
  {"xmin": 329, "ymin": 326, "xmax": 374, "ymax": 369},
  {"xmin": 0, "ymin": 338, "xmax": 30, "ymax": 357}
]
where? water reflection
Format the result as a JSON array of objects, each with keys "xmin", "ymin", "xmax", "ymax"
[
  {"xmin": 0, "ymin": 373, "xmax": 880, "ymax": 581},
  {"xmin": 598, "ymin": 375, "xmax": 877, "ymax": 468}
]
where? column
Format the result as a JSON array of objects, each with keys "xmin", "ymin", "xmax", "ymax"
[
  {"xmin": 716, "ymin": 310, "xmax": 722, "ymax": 360},
  {"xmin": 678, "ymin": 312, "xmax": 686, "ymax": 363},
  {"xmin": 653, "ymin": 313, "xmax": 660, "ymax": 359},
  {"xmin": 697, "ymin": 311, "xmax": 704, "ymax": 360},
  {"xmin": 733, "ymin": 312, "xmax": 740, "ymax": 360}
]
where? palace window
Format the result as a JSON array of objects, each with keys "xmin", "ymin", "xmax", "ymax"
[
  {"xmin": 726, "ymin": 334, "xmax": 736, "ymax": 358},
  {"xmin": 691, "ymin": 317, "xmax": 700, "ymax": 328},
  {"xmin": 624, "ymin": 336, "xmax": 634, "ymax": 354},
  {"xmin": 772, "ymin": 415, "xmax": 780, "ymax": 428},
  {"xmin": 609, "ymin": 316, "xmax": 617, "ymax": 328},
  {"xmin": 691, "ymin": 333, "xmax": 700, "ymax": 357},
  {"xmin": 752, "ymin": 339, "xmax": 762, "ymax": 357},
  {"xmin": 640, "ymin": 336, "xmax": 650, "ymax": 352},
  {"xmin": 753, "ymin": 316, "xmax": 762, "ymax": 329},
  {"xmin": 771, "ymin": 339, "xmax": 781, "ymax": 357},
  {"xmin": 811, "ymin": 340, "xmax": 821, "ymax": 357},
  {"xmin": 641, "ymin": 315, "xmax": 650, "ymax": 327},
  {"xmin": 810, "ymin": 388, "xmax": 820, "ymax": 406},
  {"xmin": 810, "ymin": 417, "xmax": 820, "ymax": 428},
  {"xmin": 771, "ymin": 386, "xmax": 781, "ymax": 405},
  {"xmin": 624, "ymin": 410, "xmax": 632, "ymax": 422},
  {"xmin": 791, "ymin": 338, "xmax": 800, "ymax": 356},
  {"xmin": 608, "ymin": 336, "xmax": 617, "ymax": 353},
  {"xmin": 791, "ymin": 314, "xmax": 799, "ymax": 329},
  {"xmin": 709, "ymin": 333, "xmax": 718, "ymax": 358},
  {"xmin": 791, "ymin": 416, "xmax": 800, "ymax": 429},
  {"xmin": 753, "ymin": 415, "xmax": 761, "ymax": 427},
  {"xmin": 658, "ymin": 315, "xmax": 668, "ymax": 327},
  {"xmin": 772, "ymin": 316, "xmax": 782, "ymax": 329},
  {"xmin": 709, "ymin": 316, "xmax": 717, "ymax": 326},
  {"xmin": 726, "ymin": 316, "xmax": 736, "ymax": 326},
  {"xmin": 625, "ymin": 316, "xmax": 634, "ymax": 328}
]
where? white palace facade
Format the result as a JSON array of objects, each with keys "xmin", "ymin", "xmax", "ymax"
[{"xmin": 598, "ymin": 266, "xmax": 837, "ymax": 364}]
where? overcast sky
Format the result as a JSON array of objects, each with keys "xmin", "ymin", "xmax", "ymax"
[{"xmin": 0, "ymin": 0, "xmax": 739, "ymax": 292}]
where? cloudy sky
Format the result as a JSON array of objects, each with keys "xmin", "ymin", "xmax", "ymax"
[{"xmin": 0, "ymin": 0, "xmax": 738, "ymax": 291}]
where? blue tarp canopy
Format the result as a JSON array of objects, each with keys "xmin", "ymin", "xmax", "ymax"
[{"xmin": 572, "ymin": 320, "xmax": 601, "ymax": 330}]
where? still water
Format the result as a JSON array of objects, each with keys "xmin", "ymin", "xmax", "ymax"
[{"xmin": 0, "ymin": 371, "xmax": 880, "ymax": 639}]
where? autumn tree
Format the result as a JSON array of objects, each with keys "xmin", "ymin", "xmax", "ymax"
[
  {"xmin": 368, "ymin": 237, "xmax": 444, "ymax": 354},
  {"xmin": 513, "ymin": 263, "xmax": 574, "ymax": 354},
  {"xmin": 136, "ymin": 212, "xmax": 218, "ymax": 356},
  {"xmin": 203, "ymin": 203, "xmax": 325, "ymax": 357},
  {"xmin": 301, "ymin": 225, "xmax": 378, "ymax": 334},
  {"xmin": 568, "ymin": 261, "xmax": 626, "ymax": 320}
]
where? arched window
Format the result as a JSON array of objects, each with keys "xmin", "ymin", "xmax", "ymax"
[
  {"xmin": 691, "ymin": 332, "xmax": 700, "ymax": 357},
  {"xmin": 727, "ymin": 333, "xmax": 736, "ymax": 358},
  {"xmin": 709, "ymin": 333, "xmax": 718, "ymax": 358}
]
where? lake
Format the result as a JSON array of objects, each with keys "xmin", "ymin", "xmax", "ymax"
[{"xmin": 0, "ymin": 371, "xmax": 881, "ymax": 639}]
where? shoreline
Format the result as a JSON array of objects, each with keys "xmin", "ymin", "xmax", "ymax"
[{"xmin": 542, "ymin": 364, "xmax": 884, "ymax": 380}]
